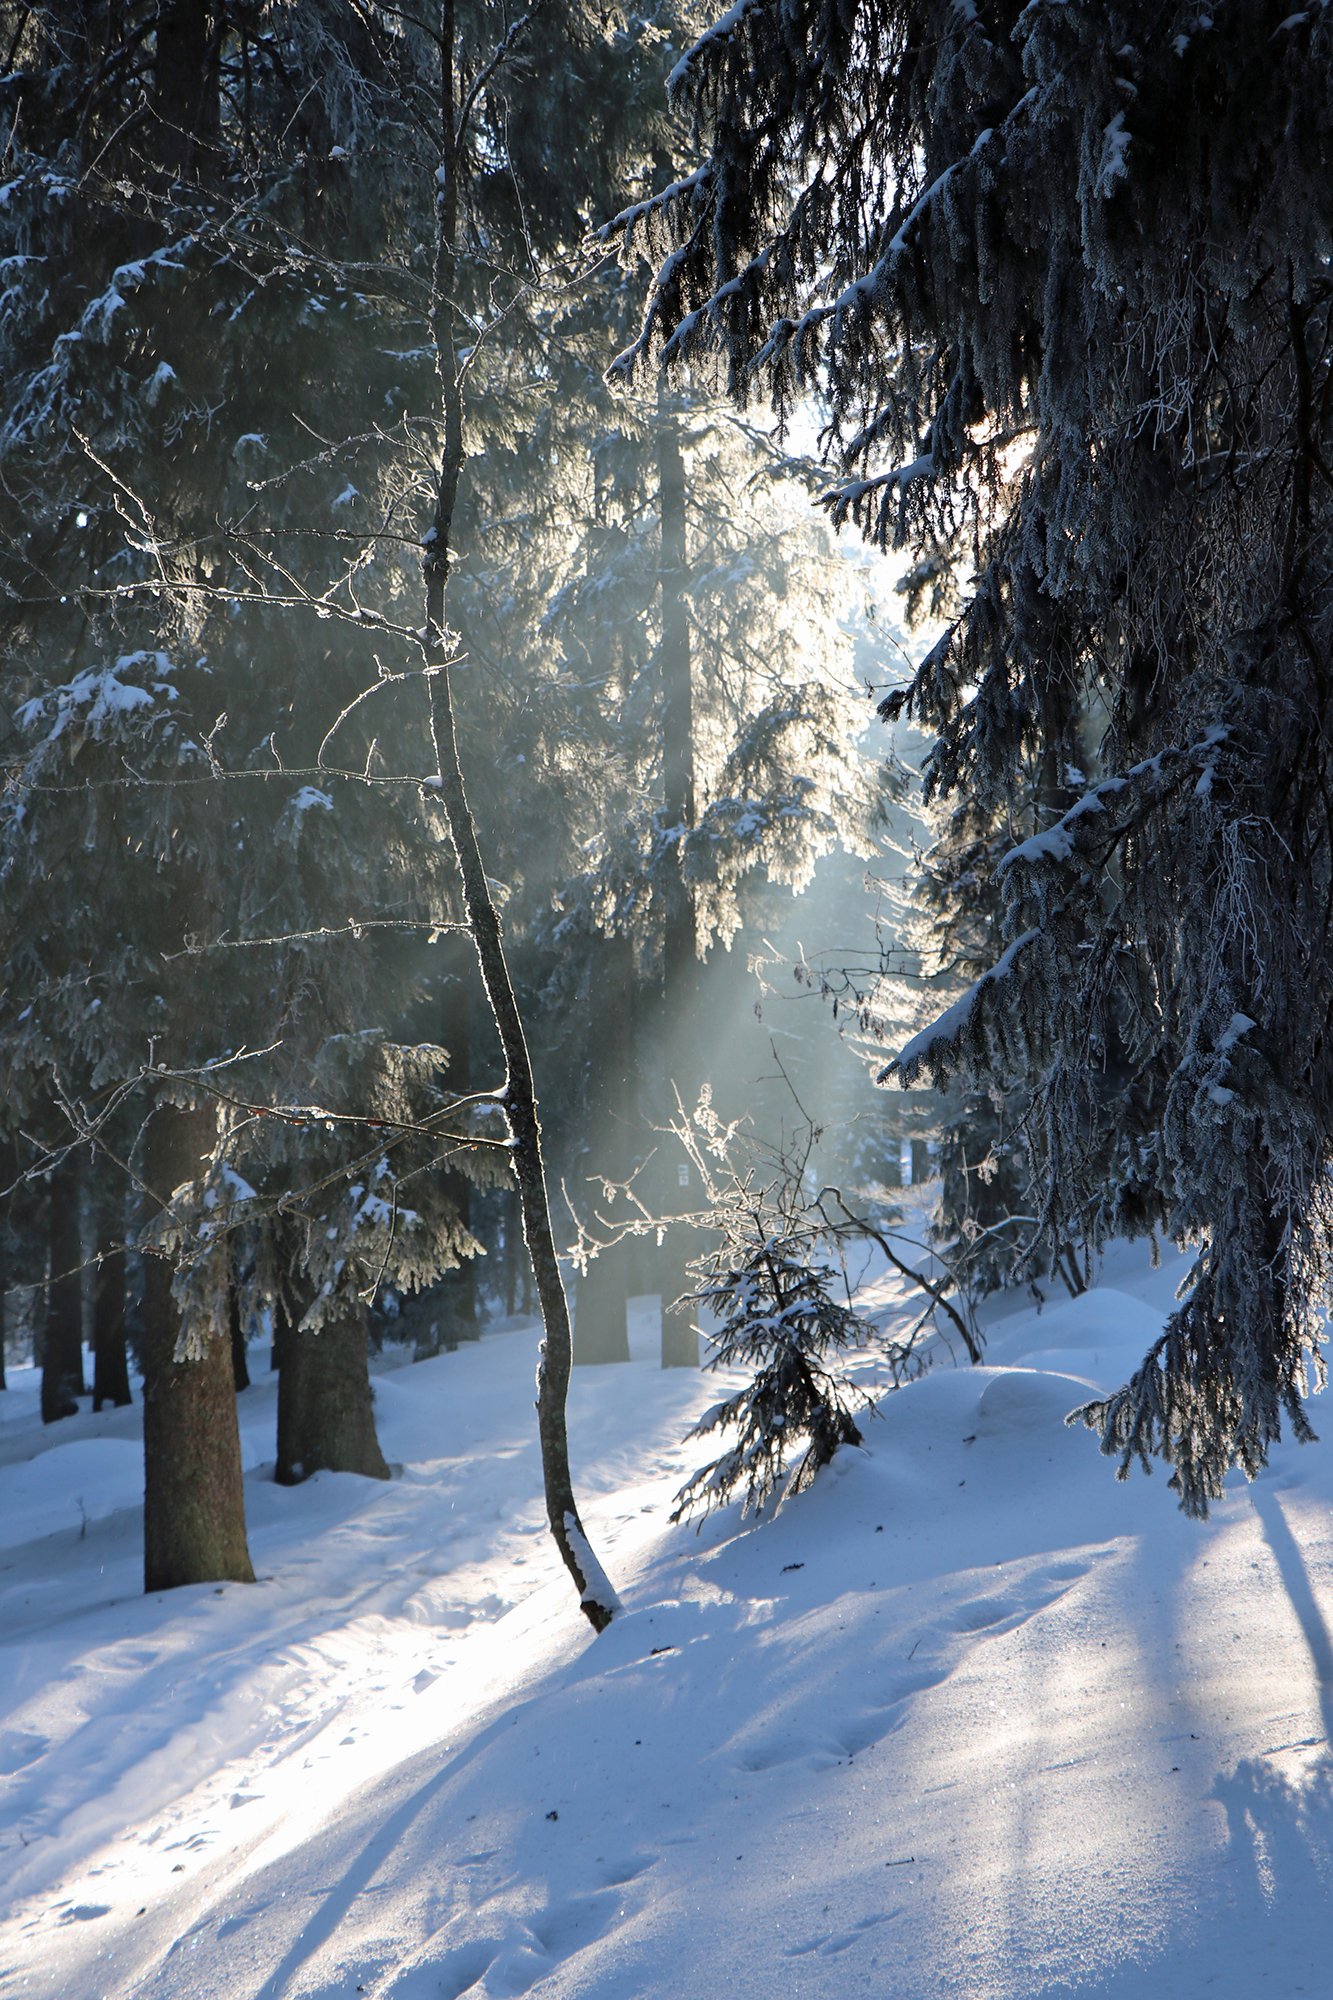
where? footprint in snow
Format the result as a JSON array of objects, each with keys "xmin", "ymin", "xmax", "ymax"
[
  {"xmin": 596, "ymin": 1852, "xmax": 656, "ymax": 1887},
  {"xmin": 786, "ymin": 1910, "xmax": 898, "ymax": 1956},
  {"xmin": 374, "ymin": 1885, "xmax": 623, "ymax": 1999},
  {"xmin": 943, "ymin": 1553, "xmax": 1094, "ymax": 1639}
]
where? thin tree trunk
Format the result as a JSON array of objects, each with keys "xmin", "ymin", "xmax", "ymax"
[
  {"xmin": 92, "ymin": 1169, "xmax": 132, "ymax": 1410},
  {"xmin": 0, "ymin": 1137, "xmax": 10, "ymax": 1393},
  {"xmin": 229, "ymin": 1286, "xmax": 251, "ymax": 1391},
  {"xmin": 140, "ymin": 1104, "xmax": 254, "ymax": 1591},
  {"xmin": 424, "ymin": 674, "xmax": 617, "ymax": 1627},
  {"xmin": 658, "ymin": 398, "xmax": 701, "ymax": 1368},
  {"xmin": 42, "ymin": 1154, "xmax": 84, "ymax": 1422},
  {"xmin": 429, "ymin": 931, "xmax": 479, "ymax": 1354},
  {"xmin": 574, "ymin": 931, "xmax": 633, "ymax": 1364},
  {"xmin": 504, "ymin": 1183, "xmax": 519, "ymax": 1316},
  {"xmin": 273, "ymin": 1288, "xmax": 295, "ymax": 1457},
  {"xmin": 423, "ymin": 0, "xmax": 615, "ymax": 1630},
  {"xmin": 658, "ymin": 399, "xmax": 696, "ymax": 1011}
]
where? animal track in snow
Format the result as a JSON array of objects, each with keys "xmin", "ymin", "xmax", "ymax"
[
  {"xmin": 725, "ymin": 1554, "xmax": 1098, "ymax": 1777},
  {"xmin": 951, "ymin": 1595, "xmax": 1024, "ymax": 1633},
  {"xmin": 786, "ymin": 1909, "xmax": 898, "ymax": 1956},
  {"xmin": 596, "ymin": 1852, "xmax": 656, "ymax": 1887},
  {"xmin": 377, "ymin": 1884, "xmax": 624, "ymax": 1998}
]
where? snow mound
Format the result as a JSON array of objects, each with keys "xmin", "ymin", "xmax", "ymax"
[
  {"xmin": 984, "ymin": 1284, "xmax": 1168, "ymax": 1390},
  {"xmin": 2, "ymin": 1258, "xmax": 1331, "ymax": 2000}
]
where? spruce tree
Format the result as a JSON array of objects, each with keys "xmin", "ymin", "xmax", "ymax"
[
  {"xmin": 536, "ymin": 379, "xmax": 871, "ymax": 1362},
  {"xmin": 0, "ymin": 3, "xmax": 463, "ymax": 1578},
  {"xmin": 608, "ymin": 0, "xmax": 1333, "ymax": 1513}
]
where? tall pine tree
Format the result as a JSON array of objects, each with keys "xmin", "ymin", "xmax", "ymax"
[{"xmin": 607, "ymin": 0, "xmax": 1333, "ymax": 1513}]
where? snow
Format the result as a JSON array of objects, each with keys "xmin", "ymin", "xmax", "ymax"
[
  {"xmin": 144, "ymin": 365, "xmax": 176, "ymax": 408},
  {"xmin": 16, "ymin": 661, "xmax": 177, "ymax": 744},
  {"xmin": 290, "ymin": 787, "xmax": 335, "ymax": 818},
  {"xmin": 1095, "ymin": 113, "xmax": 1132, "ymax": 199},
  {"xmin": 2, "ymin": 1242, "xmax": 1331, "ymax": 1999},
  {"xmin": 666, "ymin": 2, "xmax": 762, "ymax": 94},
  {"xmin": 888, "ymin": 926, "xmax": 1041, "ymax": 1079}
]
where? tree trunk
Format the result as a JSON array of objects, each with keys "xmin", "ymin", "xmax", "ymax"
[
  {"xmin": 229, "ymin": 1286, "xmax": 251, "ymax": 1391},
  {"xmin": 658, "ymin": 400, "xmax": 697, "ymax": 1017},
  {"xmin": 422, "ymin": 0, "xmax": 615, "ymax": 1631},
  {"xmin": 150, "ymin": 0, "xmax": 221, "ymax": 181},
  {"xmin": 0, "ymin": 1138, "xmax": 10, "ymax": 1393},
  {"xmin": 426, "ymin": 931, "xmax": 479, "ymax": 1355},
  {"xmin": 574, "ymin": 931, "xmax": 634, "ymax": 1364},
  {"xmin": 41, "ymin": 1154, "xmax": 84, "ymax": 1422},
  {"xmin": 657, "ymin": 1177, "xmax": 701, "ymax": 1369},
  {"xmin": 140, "ymin": 1104, "xmax": 254, "ymax": 1592},
  {"xmin": 275, "ymin": 1296, "xmax": 390, "ymax": 1485},
  {"xmin": 92, "ymin": 1173, "xmax": 132, "ymax": 1411},
  {"xmin": 504, "ymin": 1183, "xmax": 519, "ymax": 1316},
  {"xmin": 658, "ymin": 400, "xmax": 701, "ymax": 1369},
  {"xmin": 574, "ymin": 1241, "xmax": 631, "ymax": 1364}
]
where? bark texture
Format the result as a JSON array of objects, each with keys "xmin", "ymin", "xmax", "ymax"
[
  {"xmin": 229, "ymin": 1287, "xmax": 251, "ymax": 1392},
  {"xmin": 41, "ymin": 1154, "xmax": 84, "ymax": 1422},
  {"xmin": 93, "ymin": 1178, "xmax": 132, "ymax": 1411},
  {"xmin": 140, "ymin": 1105, "xmax": 254, "ymax": 1592},
  {"xmin": 150, "ymin": 0, "xmax": 221, "ymax": 179},
  {"xmin": 423, "ymin": 932, "xmax": 479, "ymax": 1355},
  {"xmin": 275, "ymin": 1296, "xmax": 390, "ymax": 1485},
  {"xmin": 574, "ymin": 932, "xmax": 634, "ymax": 1365},
  {"xmin": 657, "ymin": 404, "xmax": 701, "ymax": 1369}
]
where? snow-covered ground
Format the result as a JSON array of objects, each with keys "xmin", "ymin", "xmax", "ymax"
[{"xmin": 2, "ymin": 1236, "xmax": 1331, "ymax": 1999}]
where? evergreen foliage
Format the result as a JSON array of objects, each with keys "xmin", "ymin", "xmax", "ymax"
[
  {"xmin": 610, "ymin": 0, "xmax": 1333, "ymax": 1513},
  {"xmin": 665, "ymin": 1089, "xmax": 939, "ymax": 1521}
]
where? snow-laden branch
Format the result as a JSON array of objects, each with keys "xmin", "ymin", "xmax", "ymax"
[
  {"xmin": 885, "ymin": 726, "xmax": 1234, "ymax": 1089},
  {"xmin": 666, "ymin": 0, "xmax": 770, "ymax": 98},
  {"xmin": 596, "ymin": 166, "xmax": 711, "ymax": 247}
]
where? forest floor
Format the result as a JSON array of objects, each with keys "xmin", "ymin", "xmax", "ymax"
[{"xmin": 1, "ymin": 1224, "xmax": 1331, "ymax": 1999}]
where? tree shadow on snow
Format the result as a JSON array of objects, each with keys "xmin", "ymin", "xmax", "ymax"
[{"xmin": 1039, "ymin": 1482, "xmax": 1333, "ymax": 2000}]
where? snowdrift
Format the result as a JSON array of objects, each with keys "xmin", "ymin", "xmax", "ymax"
[{"xmin": 2, "ymin": 1246, "xmax": 1330, "ymax": 1999}]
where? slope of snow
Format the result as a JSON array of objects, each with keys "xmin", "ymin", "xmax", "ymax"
[{"xmin": 2, "ymin": 1247, "xmax": 1331, "ymax": 2000}]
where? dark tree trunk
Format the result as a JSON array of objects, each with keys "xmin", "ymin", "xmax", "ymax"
[
  {"xmin": 574, "ymin": 931, "xmax": 634, "ymax": 1364},
  {"xmin": 150, "ymin": 0, "xmax": 221, "ymax": 180},
  {"xmin": 504, "ymin": 1184, "xmax": 519, "ymax": 1316},
  {"xmin": 425, "ymin": 932, "xmax": 479, "ymax": 1354},
  {"xmin": 658, "ymin": 402, "xmax": 701, "ymax": 1369},
  {"xmin": 0, "ymin": 1138, "xmax": 10, "ymax": 1393},
  {"xmin": 140, "ymin": 1105, "xmax": 254, "ymax": 1592},
  {"xmin": 421, "ymin": 0, "xmax": 615, "ymax": 1631},
  {"xmin": 273, "ymin": 1289, "xmax": 295, "ymax": 1448},
  {"xmin": 269, "ymin": 1289, "xmax": 287, "ymax": 1376},
  {"xmin": 275, "ymin": 1297, "xmax": 390, "ymax": 1485},
  {"xmin": 41, "ymin": 1155, "xmax": 84, "ymax": 1422},
  {"xmin": 229, "ymin": 1286, "xmax": 251, "ymax": 1391},
  {"xmin": 92, "ymin": 1173, "xmax": 132, "ymax": 1411}
]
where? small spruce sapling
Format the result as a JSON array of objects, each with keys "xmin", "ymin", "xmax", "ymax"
[{"xmin": 668, "ymin": 1091, "xmax": 928, "ymax": 1524}]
